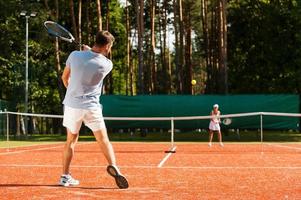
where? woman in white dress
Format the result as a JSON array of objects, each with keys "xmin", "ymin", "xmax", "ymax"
[{"xmin": 208, "ymin": 104, "xmax": 224, "ymax": 147}]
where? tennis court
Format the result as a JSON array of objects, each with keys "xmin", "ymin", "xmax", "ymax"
[{"xmin": 0, "ymin": 142, "xmax": 300, "ymax": 199}]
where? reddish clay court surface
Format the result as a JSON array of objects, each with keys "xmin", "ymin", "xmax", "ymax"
[{"xmin": 0, "ymin": 142, "xmax": 301, "ymax": 199}]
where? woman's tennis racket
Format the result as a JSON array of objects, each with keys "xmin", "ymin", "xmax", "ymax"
[
  {"xmin": 44, "ymin": 21, "xmax": 81, "ymax": 46},
  {"xmin": 222, "ymin": 118, "xmax": 232, "ymax": 125}
]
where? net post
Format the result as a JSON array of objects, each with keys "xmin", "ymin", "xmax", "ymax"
[
  {"xmin": 260, "ymin": 113, "xmax": 263, "ymax": 154},
  {"xmin": 165, "ymin": 117, "xmax": 176, "ymax": 153},
  {"xmin": 299, "ymin": 94, "xmax": 301, "ymax": 133},
  {"xmin": 5, "ymin": 109, "xmax": 9, "ymax": 151},
  {"xmin": 171, "ymin": 117, "xmax": 174, "ymax": 148},
  {"xmin": 260, "ymin": 113, "xmax": 263, "ymax": 143}
]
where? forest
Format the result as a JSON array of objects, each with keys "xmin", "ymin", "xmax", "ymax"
[{"xmin": 0, "ymin": 0, "xmax": 300, "ymax": 114}]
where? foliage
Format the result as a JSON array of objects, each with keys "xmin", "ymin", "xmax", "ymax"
[
  {"xmin": 228, "ymin": 0, "xmax": 301, "ymax": 93},
  {"xmin": 0, "ymin": 0, "xmax": 300, "ymax": 114}
]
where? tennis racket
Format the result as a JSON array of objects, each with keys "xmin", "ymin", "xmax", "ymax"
[
  {"xmin": 44, "ymin": 21, "xmax": 81, "ymax": 46},
  {"xmin": 222, "ymin": 118, "xmax": 232, "ymax": 125}
]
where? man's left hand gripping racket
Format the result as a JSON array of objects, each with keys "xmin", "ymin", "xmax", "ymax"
[{"xmin": 44, "ymin": 21, "xmax": 81, "ymax": 47}]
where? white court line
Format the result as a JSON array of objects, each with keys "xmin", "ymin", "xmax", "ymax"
[
  {"xmin": 159, "ymin": 166, "xmax": 301, "ymax": 169},
  {"xmin": 73, "ymin": 191, "xmax": 107, "ymax": 198},
  {"xmin": 267, "ymin": 143, "xmax": 301, "ymax": 151},
  {"xmin": 0, "ymin": 144, "xmax": 64, "ymax": 155},
  {"xmin": 157, "ymin": 146, "xmax": 177, "ymax": 168},
  {"xmin": 0, "ymin": 142, "xmax": 63, "ymax": 149},
  {"xmin": 0, "ymin": 142, "xmax": 92, "ymax": 156},
  {"xmin": 0, "ymin": 163, "xmax": 301, "ymax": 170}
]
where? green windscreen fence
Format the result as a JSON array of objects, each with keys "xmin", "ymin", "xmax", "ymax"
[{"xmin": 100, "ymin": 95, "xmax": 300, "ymax": 130}]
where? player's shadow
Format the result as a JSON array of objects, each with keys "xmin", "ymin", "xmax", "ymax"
[
  {"xmin": 73, "ymin": 186, "xmax": 117, "ymax": 190},
  {"xmin": 0, "ymin": 184, "xmax": 116, "ymax": 190}
]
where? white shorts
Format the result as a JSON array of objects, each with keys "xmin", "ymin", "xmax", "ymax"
[
  {"xmin": 63, "ymin": 106, "xmax": 106, "ymax": 134},
  {"xmin": 209, "ymin": 121, "xmax": 221, "ymax": 131}
]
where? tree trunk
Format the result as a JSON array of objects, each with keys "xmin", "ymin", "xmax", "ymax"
[
  {"xmin": 55, "ymin": 0, "xmax": 64, "ymax": 108},
  {"xmin": 178, "ymin": 0, "xmax": 184, "ymax": 93},
  {"xmin": 44, "ymin": 0, "xmax": 65, "ymax": 108},
  {"xmin": 125, "ymin": 0, "xmax": 129, "ymax": 95},
  {"xmin": 136, "ymin": 0, "xmax": 144, "ymax": 94},
  {"xmin": 158, "ymin": 2, "xmax": 164, "ymax": 93},
  {"xmin": 183, "ymin": 1, "xmax": 192, "ymax": 94},
  {"xmin": 150, "ymin": 0, "xmax": 156, "ymax": 93},
  {"xmin": 207, "ymin": 4, "xmax": 217, "ymax": 94},
  {"xmin": 106, "ymin": 0, "xmax": 114, "ymax": 94},
  {"xmin": 125, "ymin": 0, "xmax": 134, "ymax": 95},
  {"xmin": 201, "ymin": 0, "xmax": 211, "ymax": 93},
  {"xmin": 69, "ymin": 0, "xmax": 78, "ymax": 41},
  {"xmin": 78, "ymin": 0, "xmax": 82, "ymax": 50},
  {"xmin": 218, "ymin": 0, "xmax": 228, "ymax": 94},
  {"xmin": 106, "ymin": 0, "xmax": 110, "ymax": 31},
  {"xmin": 213, "ymin": 4, "xmax": 219, "ymax": 93},
  {"xmin": 162, "ymin": 0, "xmax": 169, "ymax": 93},
  {"xmin": 86, "ymin": 0, "xmax": 92, "ymax": 45},
  {"xmin": 173, "ymin": 0, "xmax": 180, "ymax": 93},
  {"xmin": 96, "ymin": 0, "xmax": 102, "ymax": 31}
]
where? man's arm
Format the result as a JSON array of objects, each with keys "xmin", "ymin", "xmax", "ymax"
[
  {"xmin": 61, "ymin": 66, "xmax": 71, "ymax": 88},
  {"xmin": 82, "ymin": 44, "xmax": 91, "ymax": 51}
]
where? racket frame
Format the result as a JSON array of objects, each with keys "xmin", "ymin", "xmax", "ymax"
[
  {"xmin": 222, "ymin": 118, "xmax": 232, "ymax": 125},
  {"xmin": 44, "ymin": 21, "xmax": 80, "ymax": 46}
]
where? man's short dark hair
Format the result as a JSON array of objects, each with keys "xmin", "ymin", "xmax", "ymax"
[{"xmin": 95, "ymin": 31, "xmax": 115, "ymax": 47}]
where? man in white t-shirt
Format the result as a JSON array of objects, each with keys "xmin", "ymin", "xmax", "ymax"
[{"xmin": 59, "ymin": 31, "xmax": 128, "ymax": 189}]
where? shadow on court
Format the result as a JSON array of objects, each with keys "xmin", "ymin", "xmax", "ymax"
[{"xmin": 0, "ymin": 183, "xmax": 116, "ymax": 190}]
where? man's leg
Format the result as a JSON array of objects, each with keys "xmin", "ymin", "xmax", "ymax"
[
  {"xmin": 93, "ymin": 128, "xmax": 129, "ymax": 189},
  {"xmin": 62, "ymin": 129, "xmax": 79, "ymax": 174},
  {"xmin": 59, "ymin": 128, "xmax": 80, "ymax": 186},
  {"xmin": 85, "ymin": 106, "xmax": 128, "ymax": 189},
  {"xmin": 93, "ymin": 128, "xmax": 116, "ymax": 165}
]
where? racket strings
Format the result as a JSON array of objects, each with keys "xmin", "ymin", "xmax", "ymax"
[
  {"xmin": 47, "ymin": 25, "xmax": 70, "ymax": 38},
  {"xmin": 44, "ymin": 22, "xmax": 73, "ymax": 41}
]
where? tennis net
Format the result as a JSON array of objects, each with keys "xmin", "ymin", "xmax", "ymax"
[{"xmin": 0, "ymin": 111, "xmax": 300, "ymax": 147}]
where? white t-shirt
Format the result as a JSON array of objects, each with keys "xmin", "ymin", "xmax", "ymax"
[{"xmin": 63, "ymin": 50, "xmax": 112, "ymax": 109}]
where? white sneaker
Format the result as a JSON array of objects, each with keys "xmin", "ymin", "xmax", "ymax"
[
  {"xmin": 59, "ymin": 174, "xmax": 80, "ymax": 187},
  {"xmin": 208, "ymin": 143, "xmax": 212, "ymax": 147},
  {"xmin": 220, "ymin": 142, "xmax": 224, "ymax": 147}
]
